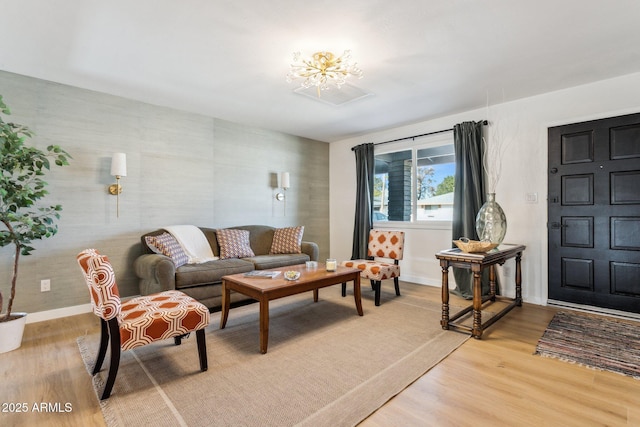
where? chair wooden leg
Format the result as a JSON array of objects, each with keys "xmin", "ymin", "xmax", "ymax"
[
  {"xmin": 341, "ymin": 282, "xmax": 347, "ymax": 297},
  {"xmin": 92, "ymin": 318, "xmax": 109, "ymax": 375},
  {"xmin": 100, "ymin": 318, "xmax": 121, "ymax": 400},
  {"xmin": 174, "ymin": 333, "xmax": 190, "ymax": 346},
  {"xmin": 196, "ymin": 329, "xmax": 208, "ymax": 372},
  {"xmin": 374, "ymin": 281, "xmax": 382, "ymax": 306},
  {"xmin": 394, "ymin": 277, "xmax": 401, "ymax": 296}
]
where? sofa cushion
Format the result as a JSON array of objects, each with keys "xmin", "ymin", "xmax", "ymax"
[
  {"xmin": 243, "ymin": 253, "xmax": 310, "ymax": 270},
  {"xmin": 270, "ymin": 226, "xmax": 304, "ymax": 254},
  {"xmin": 216, "ymin": 228, "xmax": 256, "ymax": 259},
  {"xmin": 145, "ymin": 233, "xmax": 189, "ymax": 268},
  {"xmin": 175, "ymin": 258, "xmax": 254, "ymax": 289}
]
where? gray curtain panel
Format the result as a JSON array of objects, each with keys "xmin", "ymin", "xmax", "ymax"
[
  {"xmin": 451, "ymin": 121, "xmax": 492, "ymax": 298},
  {"xmin": 351, "ymin": 143, "xmax": 374, "ymax": 260}
]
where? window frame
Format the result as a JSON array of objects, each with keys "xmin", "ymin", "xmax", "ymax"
[{"xmin": 373, "ymin": 132, "xmax": 454, "ymax": 230}]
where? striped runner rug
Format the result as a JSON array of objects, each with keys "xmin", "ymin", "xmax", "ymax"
[{"xmin": 535, "ymin": 311, "xmax": 640, "ymax": 379}]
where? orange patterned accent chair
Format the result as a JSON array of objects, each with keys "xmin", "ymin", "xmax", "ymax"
[
  {"xmin": 341, "ymin": 230, "xmax": 405, "ymax": 306},
  {"xmin": 77, "ymin": 249, "xmax": 210, "ymax": 399}
]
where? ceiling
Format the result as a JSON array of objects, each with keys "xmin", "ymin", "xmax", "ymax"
[{"xmin": 2, "ymin": 0, "xmax": 640, "ymax": 142}]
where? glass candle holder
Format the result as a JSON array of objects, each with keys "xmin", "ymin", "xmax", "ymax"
[{"xmin": 326, "ymin": 259, "xmax": 337, "ymax": 272}]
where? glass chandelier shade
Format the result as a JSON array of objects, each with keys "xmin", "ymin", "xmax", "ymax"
[{"xmin": 286, "ymin": 50, "xmax": 363, "ymax": 94}]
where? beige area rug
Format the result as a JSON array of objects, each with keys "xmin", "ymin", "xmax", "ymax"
[{"xmin": 78, "ymin": 288, "xmax": 468, "ymax": 427}]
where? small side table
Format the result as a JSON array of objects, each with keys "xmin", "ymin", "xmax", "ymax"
[{"xmin": 435, "ymin": 244, "xmax": 525, "ymax": 339}]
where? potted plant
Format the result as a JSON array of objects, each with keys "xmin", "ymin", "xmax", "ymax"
[{"xmin": 0, "ymin": 95, "xmax": 71, "ymax": 353}]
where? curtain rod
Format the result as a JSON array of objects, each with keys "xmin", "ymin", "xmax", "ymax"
[{"xmin": 351, "ymin": 120, "xmax": 488, "ymax": 151}]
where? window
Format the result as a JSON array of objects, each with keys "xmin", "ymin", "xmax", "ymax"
[{"xmin": 374, "ymin": 137, "xmax": 455, "ymax": 223}]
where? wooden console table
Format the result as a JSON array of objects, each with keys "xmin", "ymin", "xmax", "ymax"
[{"xmin": 436, "ymin": 244, "xmax": 525, "ymax": 339}]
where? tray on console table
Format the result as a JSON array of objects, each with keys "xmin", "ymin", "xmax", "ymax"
[{"xmin": 435, "ymin": 244, "xmax": 526, "ymax": 339}]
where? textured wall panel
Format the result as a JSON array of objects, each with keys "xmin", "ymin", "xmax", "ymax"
[{"xmin": 0, "ymin": 71, "xmax": 329, "ymax": 314}]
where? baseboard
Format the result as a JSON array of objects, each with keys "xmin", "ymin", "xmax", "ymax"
[
  {"xmin": 548, "ymin": 300, "xmax": 640, "ymax": 321},
  {"xmin": 400, "ymin": 274, "xmax": 441, "ymax": 288},
  {"xmin": 25, "ymin": 303, "xmax": 93, "ymax": 324}
]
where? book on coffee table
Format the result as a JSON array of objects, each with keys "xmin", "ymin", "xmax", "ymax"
[{"xmin": 243, "ymin": 271, "xmax": 281, "ymax": 279}]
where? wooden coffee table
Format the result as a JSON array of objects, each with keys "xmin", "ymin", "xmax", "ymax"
[{"xmin": 219, "ymin": 264, "xmax": 363, "ymax": 353}]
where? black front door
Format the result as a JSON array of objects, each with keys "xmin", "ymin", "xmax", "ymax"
[{"xmin": 548, "ymin": 112, "xmax": 640, "ymax": 313}]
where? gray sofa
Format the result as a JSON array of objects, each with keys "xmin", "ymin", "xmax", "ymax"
[{"xmin": 133, "ymin": 225, "xmax": 319, "ymax": 311}]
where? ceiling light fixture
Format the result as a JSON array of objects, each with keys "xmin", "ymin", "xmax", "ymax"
[{"xmin": 286, "ymin": 50, "xmax": 363, "ymax": 97}]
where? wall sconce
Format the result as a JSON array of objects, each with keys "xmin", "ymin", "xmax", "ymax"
[
  {"xmin": 275, "ymin": 172, "xmax": 290, "ymax": 216},
  {"xmin": 275, "ymin": 172, "xmax": 290, "ymax": 201},
  {"xmin": 108, "ymin": 153, "xmax": 127, "ymax": 217}
]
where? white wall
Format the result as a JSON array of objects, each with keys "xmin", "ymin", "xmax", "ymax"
[{"xmin": 330, "ymin": 72, "xmax": 640, "ymax": 305}]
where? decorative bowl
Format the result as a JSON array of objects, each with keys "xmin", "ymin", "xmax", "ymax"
[
  {"xmin": 453, "ymin": 238, "xmax": 498, "ymax": 253},
  {"xmin": 284, "ymin": 271, "xmax": 301, "ymax": 281}
]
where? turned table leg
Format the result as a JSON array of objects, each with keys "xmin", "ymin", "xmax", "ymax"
[
  {"xmin": 440, "ymin": 261, "xmax": 450, "ymax": 329},
  {"xmin": 515, "ymin": 252, "xmax": 523, "ymax": 306},
  {"xmin": 472, "ymin": 266, "xmax": 483, "ymax": 339}
]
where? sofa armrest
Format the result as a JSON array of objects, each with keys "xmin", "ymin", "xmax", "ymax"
[
  {"xmin": 301, "ymin": 241, "xmax": 319, "ymax": 262},
  {"xmin": 133, "ymin": 253, "xmax": 177, "ymax": 295}
]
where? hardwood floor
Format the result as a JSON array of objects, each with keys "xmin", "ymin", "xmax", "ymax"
[
  {"xmin": 360, "ymin": 284, "xmax": 640, "ymax": 427},
  {"xmin": 1, "ymin": 311, "xmax": 105, "ymax": 427},
  {"xmin": 1, "ymin": 283, "xmax": 638, "ymax": 426}
]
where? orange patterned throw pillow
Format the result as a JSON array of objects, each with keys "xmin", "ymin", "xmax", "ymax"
[
  {"xmin": 216, "ymin": 228, "xmax": 255, "ymax": 259},
  {"xmin": 270, "ymin": 226, "xmax": 304, "ymax": 254}
]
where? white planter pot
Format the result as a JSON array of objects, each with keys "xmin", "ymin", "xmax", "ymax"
[{"xmin": 0, "ymin": 312, "xmax": 27, "ymax": 354}]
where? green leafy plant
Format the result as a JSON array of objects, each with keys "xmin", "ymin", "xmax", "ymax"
[{"xmin": 0, "ymin": 95, "xmax": 71, "ymax": 322}]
